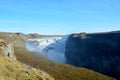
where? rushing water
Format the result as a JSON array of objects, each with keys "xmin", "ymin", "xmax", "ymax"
[{"xmin": 26, "ymin": 36, "xmax": 68, "ymax": 63}]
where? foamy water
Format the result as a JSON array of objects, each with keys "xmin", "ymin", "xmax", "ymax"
[{"xmin": 26, "ymin": 36, "xmax": 68, "ymax": 63}]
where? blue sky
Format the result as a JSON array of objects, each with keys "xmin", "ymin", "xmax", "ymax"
[{"xmin": 0, "ymin": 0, "xmax": 120, "ymax": 34}]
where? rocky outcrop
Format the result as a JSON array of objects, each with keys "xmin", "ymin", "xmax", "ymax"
[
  {"xmin": 0, "ymin": 39, "xmax": 16, "ymax": 60},
  {"xmin": 65, "ymin": 32, "xmax": 120, "ymax": 79}
]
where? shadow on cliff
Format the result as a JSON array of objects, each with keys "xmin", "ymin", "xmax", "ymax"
[{"xmin": 65, "ymin": 31, "xmax": 120, "ymax": 79}]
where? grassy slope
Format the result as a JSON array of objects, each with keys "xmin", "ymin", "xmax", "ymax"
[
  {"xmin": 0, "ymin": 33, "xmax": 54, "ymax": 80},
  {"xmin": 14, "ymin": 46, "xmax": 116, "ymax": 80},
  {"xmin": 0, "ymin": 49, "xmax": 53, "ymax": 80}
]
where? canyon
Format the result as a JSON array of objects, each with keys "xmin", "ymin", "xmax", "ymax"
[
  {"xmin": 26, "ymin": 31, "xmax": 120, "ymax": 79},
  {"xmin": 0, "ymin": 32, "xmax": 118, "ymax": 80}
]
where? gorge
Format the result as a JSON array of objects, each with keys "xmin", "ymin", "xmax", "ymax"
[{"xmin": 26, "ymin": 31, "xmax": 120, "ymax": 79}]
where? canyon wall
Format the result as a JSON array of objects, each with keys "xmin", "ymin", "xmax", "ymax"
[{"xmin": 65, "ymin": 32, "xmax": 120, "ymax": 79}]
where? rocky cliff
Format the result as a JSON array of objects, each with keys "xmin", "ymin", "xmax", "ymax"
[
  {"xmin": 65, "ymin": 32, "xmax": 120, "ymax": 79},
  {"xmin": 0, "ymin": 39, "xmax": 16, "ymax": 60}
]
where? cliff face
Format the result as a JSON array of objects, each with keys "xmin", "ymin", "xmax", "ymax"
[
  {"xmin": 0, "ymin": 39, "xmax": 16, "ymax": 60},
  {"xmin": 65, "ymin": 32, "xmax": 120, "ymax": 79}
]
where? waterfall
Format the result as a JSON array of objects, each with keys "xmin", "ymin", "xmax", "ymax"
[{"xmin": 26, "ymin": 36, "xmax": 69, "ymax": 63}]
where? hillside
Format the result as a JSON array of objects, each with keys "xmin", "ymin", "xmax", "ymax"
[
  {"xmin": 0, "ymin": 39, "xmax": 54, "ymax": 80},
  {"xmin": 0, "ymin": 54, "xmax": 54, "ymax": 80},
  {"xmin": 0, "ymin": 32, "xmax": 116, "ymax": 80}
]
